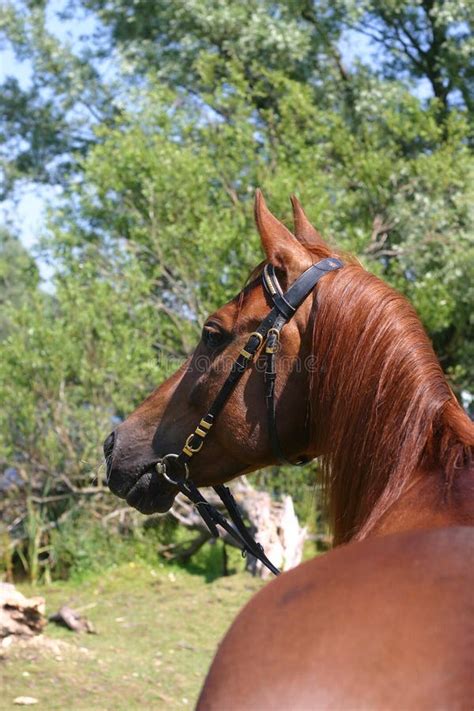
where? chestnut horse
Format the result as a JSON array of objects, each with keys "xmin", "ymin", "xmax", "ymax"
[{"xmin": 105, "ymin": 192, "xmax": 474, "ymax": 709}]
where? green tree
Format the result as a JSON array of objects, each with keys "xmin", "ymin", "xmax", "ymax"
[
  {"xmin": 342, "ymin": 0, "xmax": 474, "ymax": 119},
  {"xmin": 50, "ymin": 73, "xmax": 472, "ymax": 389},
  {"xmin": 0, "ymin": 242, "xmax": 167, "ymax": 578},
  {"xmin": 0, "ymin": 0, "xmax": 115, "ymax": 195},
  {"xmin": 0, "ymin": 227, "xmax": 39, "ymax": 308}
]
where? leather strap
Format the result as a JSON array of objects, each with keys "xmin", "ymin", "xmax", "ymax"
[
  {"xmin": 176, "ymin": 257, "xmax": 343, "ymax": 470},
  {"xmin": 170, "ymin": 477, "xmax": 279, "ymax": 575},
  {"xmin": 162, "ymin": 256, "xmax": 343, "ymax": 576},
  {"xmin": 214, "ymin": 484, "xmax": 280, "ymax": 575}
]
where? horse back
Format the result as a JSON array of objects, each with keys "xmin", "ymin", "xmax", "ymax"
[{"xmin": 198, "ymin": 526, "xmax": 474, "ymax": 710}]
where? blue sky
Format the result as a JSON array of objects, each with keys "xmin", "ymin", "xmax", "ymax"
[{"xmin": 0, "ymin": 0, "xmax": 96, "ymax": 281}]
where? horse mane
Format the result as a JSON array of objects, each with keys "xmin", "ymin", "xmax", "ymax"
[
  {"xmin": 308, "ymin": 258, "xmax": 474, "ymax": 545},
  {"xmin": 240, "ymin": 237, "xmax": 473, "ymax": 545}
]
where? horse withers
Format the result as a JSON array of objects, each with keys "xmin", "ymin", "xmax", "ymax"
[{"xmin": 105, "ymin": 192, "xmax": 474, "ymax": 709}]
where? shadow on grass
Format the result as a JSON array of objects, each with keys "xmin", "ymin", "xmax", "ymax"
[{"xmin": 175, "ymin": 540, "xmax": 246, "ymax": 583}]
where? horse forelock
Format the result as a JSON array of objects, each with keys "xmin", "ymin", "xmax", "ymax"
[{"xmin": 309, "ymin": 263, "xmax": 474, "ymax": 545}]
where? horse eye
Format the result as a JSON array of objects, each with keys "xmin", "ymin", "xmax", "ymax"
[{"xmin": 202, "ymin": 325, "xmax": 226, "ymax": 349}]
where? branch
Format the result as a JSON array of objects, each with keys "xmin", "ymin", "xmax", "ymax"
[
  {"xmin": 159, "ymin": 530, "xmax": 212, "ymax": 563},
  {"xmin": 364, "ymin": 214, "xmax": 395, "ymax": 256},
  {"xmin": 30, "ymin": 487, "xmax": 107, "ymax": 504}
]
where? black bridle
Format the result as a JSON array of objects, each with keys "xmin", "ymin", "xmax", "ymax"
[{"xmin": 156, "ymin": 256, "xmax": 343, "ymax": 576}]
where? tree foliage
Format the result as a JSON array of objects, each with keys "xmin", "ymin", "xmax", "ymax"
[{"xmin": 343, "ymin": 0, "xmax": 474, "ymax": 119}]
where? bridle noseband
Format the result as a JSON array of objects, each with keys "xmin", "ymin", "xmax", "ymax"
[{"xmin": 156, "ymin": 257, "xmax": 343, "ymax": 575}]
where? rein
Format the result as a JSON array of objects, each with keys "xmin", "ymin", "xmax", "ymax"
[{"xmin": 156, "ymin": 257, "xmax": 343, "ymax": 575}]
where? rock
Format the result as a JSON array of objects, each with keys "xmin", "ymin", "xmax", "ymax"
[{"xmin": 13, "ymin": 697, "xmax": 39, "ymax": 705}]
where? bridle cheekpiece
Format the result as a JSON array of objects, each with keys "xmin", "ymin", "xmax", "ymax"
[{"xmin": 156, "ymin": 256, "xmax": 343, "ymax": 575}]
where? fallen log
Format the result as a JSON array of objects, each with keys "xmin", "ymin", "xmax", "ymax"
[
  {"xmin": 0, "ymin": 583, "xmax": 46, "ymax": 638},
  {"xmin": 49, "ymin": 605, "xmax": 96, "ymax": 634}
]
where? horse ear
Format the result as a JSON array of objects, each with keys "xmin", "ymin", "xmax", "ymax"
[
  {"xmin": 254, "ymin": 190, "xmax": 308, "ymax": 270},
  {"xmin": 290, "ymin": 195, "xmax": 326, "ymax": 247}
]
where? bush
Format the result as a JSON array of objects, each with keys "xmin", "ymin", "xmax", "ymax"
[{"xmin": 48, "ymin": 511, "xmax": 176, "ymax": 582}]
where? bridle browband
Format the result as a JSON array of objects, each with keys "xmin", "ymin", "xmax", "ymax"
[{"xmin": 156, "ymin": 256, "xmax": 343, "ymax": 576}]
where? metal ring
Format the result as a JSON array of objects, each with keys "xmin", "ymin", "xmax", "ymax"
[{"xmin": 159, "ymin": 453, "xmax": 190, "ymax": 486}]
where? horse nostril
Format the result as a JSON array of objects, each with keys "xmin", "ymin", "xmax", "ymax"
[{"xmin": 103, "ymin": 431, "xmax": 115, "ymax": 461}]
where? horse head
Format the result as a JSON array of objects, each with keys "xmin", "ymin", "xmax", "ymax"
[{"xmin": 104, "ymin": 192, "xmax": 340, "ymax": 515}]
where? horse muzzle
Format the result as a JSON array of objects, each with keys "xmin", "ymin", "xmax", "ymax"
[{"xmin": 103, "ymin": 430, "xmax": 178, "ymax": 514}]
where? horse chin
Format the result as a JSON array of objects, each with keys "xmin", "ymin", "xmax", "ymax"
[{"xmin": 125, "ymin": 468, "xmax": 177, "ymax": 514}]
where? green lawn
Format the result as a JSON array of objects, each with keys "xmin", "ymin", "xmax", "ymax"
[{"xmin": 1, "ymin": 561, "xmax": 264, "ymax": 710}]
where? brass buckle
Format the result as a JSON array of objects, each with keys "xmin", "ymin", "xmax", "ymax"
[
  {"xmin": 250, "ymin": 331, "xmax": 264, "ymax": 349},
  {"xmin": 181, "ymin": 417, "xmax": 213, "ymax": 458},
  {"xmin": 266, "ymin": 327, "xmax": 280, "ymax": 354},
  {"xmin": 183, "ymin": 433, "xmax": 204, "ymax": 457},
  {"xmin": 240, "ymin": 331, "xmax": 264, "ymax": 360}
]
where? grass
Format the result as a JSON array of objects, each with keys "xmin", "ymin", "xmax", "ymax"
[{"xmin": 1, "ymin": 557, "xmax": 264, "ymax": 710}]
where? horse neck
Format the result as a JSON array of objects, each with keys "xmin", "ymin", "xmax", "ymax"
[
  {"xmin": 307, "ymin": 264, "xmax": 474, "ymax": 545},
  {"xmin": 366, "ymin": 463, "xmax": 474, "ymax": 539}
]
